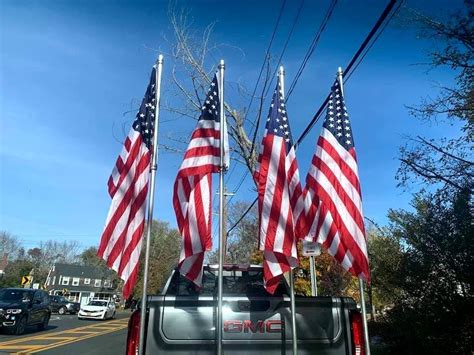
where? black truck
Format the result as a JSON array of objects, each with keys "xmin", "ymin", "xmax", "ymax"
[{"xmin": 127, "ymin": 264, "xmax": 366, "ymax": 354}]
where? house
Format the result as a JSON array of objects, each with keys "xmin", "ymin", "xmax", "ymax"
[{"xmin": 45, "ymin": 263, "xmax": 119, "ymax": 306}]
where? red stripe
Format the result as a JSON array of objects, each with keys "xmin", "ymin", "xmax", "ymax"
[
  {"xmin": 98, "ymin": 149, "xmax": 150, "ymax": 257},
  {"xmin": 122, "ymin": 261, "xmax": 139, "ymax": 299},
  {"xmin": 310, "ymin": 154, "xmax": 365, "ymax": 232},
  {"xmin": 308, "ymin": 175, "xmax": 369, "ymax": 279},
  {"xmin": 183, "ymin": 146, "xmax": 220, "ymax": 160},
  {"xmin": 105, "ymin": 184, "xmax": 148, "ymax": 270},
  {"xmin": 318, "ymin": 136, "xmax": 361, "ymax": 195},
  {"xmin": 117, "ymin": 219, "xmax": 145, "ymax": 276},
  {"xmin": 190, "ymin": 128, "xmax": 220, "ymax": 140},
  {"xmin": 108, "ymin": 135, "xmax": 145, "ymax": 198}
]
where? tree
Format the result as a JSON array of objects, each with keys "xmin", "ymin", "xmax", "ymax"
[
  {"xmin": 133, "ymin": 220, "xmax": 181, "ymax": 297},
  {"xmin": 374, "ymin": 188, "xmax": 473, "ymax": 353},
  {"xmin": 0, "ymin": 231, "xmax": 21, "ymax": 260},
  {"xmin": 397, "ymin": 2, "xmax": 473, "ymax": 194}
]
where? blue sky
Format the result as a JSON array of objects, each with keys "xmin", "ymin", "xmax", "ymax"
[{"xmin": 0, "ymin": 0, "xmax": 464, "ymax": 251}]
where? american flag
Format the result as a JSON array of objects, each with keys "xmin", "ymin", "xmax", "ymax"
[
  {"xmin": 173, "ymin": 74, "xmax": 228, "ymax": 286},
  {"xmin": 304, "ymin": 76, "xmax": 370, "ymax": 281},
  {"xmin": 98, "ymin": 67, "xmax": 157, "ymax": 298},
  {"xmin": 255, "ymin": 77, "xmax": 304, "ymax": 294}
]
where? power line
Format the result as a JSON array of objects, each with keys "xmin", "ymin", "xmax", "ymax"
[
  {"xmin": 229, "ymin": 0, "xmax": 305, "ymax": 205},
  {"xmin": 224, "ymin": 0, "xmax": 287, "ymax": 187},
  {"xmin": 295, "ymin": 0, "xmax": 398, "ymax": 147},
  {"xmin": 286, "ymin": 0, "xmax": 338, "ymax": 100},
  {"xmin": 226, "ymin": 0, "xmax": 400, "ymax": 234}
]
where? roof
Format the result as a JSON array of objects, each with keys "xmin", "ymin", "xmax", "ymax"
[{"xmin": 53, "ymin": 263, "xmax": 115, "ymax": 280}]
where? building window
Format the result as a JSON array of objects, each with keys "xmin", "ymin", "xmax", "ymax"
[
  {"xmin": 84, "ymin": 278, "xmax": 90, "ymax": 285},
  {"xmin": 94, "ymin": 279, "xmax": 101, "ymax": 288},
  {"xmin": 62, "ymin": 277, "xmax": 70, "ymax": 286},
  {"xmin": 52, "ymin": 276, "xmax": 56, "ymax": 285},
  {"xmin": 104, "ymin": 280, "xmax": 112, "ymax": 288},
  {"xmin": 72, "ymin": 278, "xmax": 80, "ymax": 286}
]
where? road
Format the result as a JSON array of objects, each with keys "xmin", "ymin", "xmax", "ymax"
[{"xmin": 0, "ymin": 311, "xmax": 131, "ymax": 354}]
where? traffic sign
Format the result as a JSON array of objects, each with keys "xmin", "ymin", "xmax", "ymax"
[
  {"xmin": 302, "ymin": 241, "xmax": 321, "ymax": 256},
  {"xmin": 21, "ymin": 276, "xmax": 32, "ymax": 285}
]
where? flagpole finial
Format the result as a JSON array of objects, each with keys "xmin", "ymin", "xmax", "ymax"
[
  {"xmin": 157, "ymin": 54, "xmax": 164, "ymax": 65},
  {"xmin": 337, "ymin": 66, "xmax": 343, "ymax": 75},
  {"xmin": 219, "ymin": 59, "xmax": 225, "ymax": 69},
  {"xmin": 279, "ymin": 65, "xmax": 285, "ymax": 76}
]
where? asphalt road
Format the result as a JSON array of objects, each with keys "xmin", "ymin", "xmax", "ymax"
[{"xmin": 0, "ymin": 311, "xmax": 131, "ymax": 354}]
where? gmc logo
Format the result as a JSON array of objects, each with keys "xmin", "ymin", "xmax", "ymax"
[{"xmin": 224, "ymin": 320, "xmax": 283, "ymax": 333}]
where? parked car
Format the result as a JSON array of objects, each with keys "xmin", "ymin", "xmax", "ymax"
[
  {"xmin": 78, "ymin": 299, "xmax": 115, "ymax": 320},
  {"xmin": 0, "ymin": 288, "xmax": 51, "ymax": 335},
  {"xmin": 50, "ymin": 295, "xmax": 80, "ymax": 315}
]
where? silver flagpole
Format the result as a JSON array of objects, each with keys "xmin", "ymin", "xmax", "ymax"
[
  {"xmin": 279, "ymin": 65, "xmax": 298, "ymax": 355},
  {"xmin": 138, "ymin": 54, "xmax": 164, "ymax": 355},
  {"xmin": 217, "ymin": 59, "xmax": 225, "ymax": 355},
  {"xmin": 359, "ymin": 279, "xmax": 371, "ymax": 355},
  {"xmin": 337, "ymin": 66, "xmax": 370, "ymax": 355},
  {"xmin": 309, "ymin": 256, "xmax": 317, "ymax": 296}
]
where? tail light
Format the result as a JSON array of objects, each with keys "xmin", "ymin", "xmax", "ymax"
[
  {"xmin": 127, "ymin": 310, "xmax": 141, "ymax": 355},
  {"xmin": 350, "ymin": 311, "xmax": 366, "ymax": 355}
]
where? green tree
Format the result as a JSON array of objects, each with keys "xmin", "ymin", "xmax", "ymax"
[
  {"xmin": 378, "ymin": 188, "xmax": 473, "ymax": 353},
  {"xmin": 133, "ymin": 220, "xmax": 181, "ymax": 297}
]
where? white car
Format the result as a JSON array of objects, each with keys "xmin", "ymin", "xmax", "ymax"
[{"xmin": 78, "ymin": 300, "xmax": 116, "ymax": 320}]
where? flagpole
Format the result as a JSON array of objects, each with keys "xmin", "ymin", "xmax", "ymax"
[
  {"xmin": 279, "ymin": 65, "xmax": 298, "ymax": 355},
  {"xmin": 217, "ymin": 59, "xmax": 225, "ymax": 355},
  {"xmin": 309, "ymin": 255, "xmax": 317, "ymax": 296},
  {"xmin": 337, "ymin": 66, "xmax": 370, "ymax": 355},
  {"xmin": 138, "ymin": 54, "xmax": 164, "ymax": 355}
]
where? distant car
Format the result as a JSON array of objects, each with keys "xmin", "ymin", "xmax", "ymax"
[
  {"xmin": 0, "ymin": 288, "xmax": 51, "ymax": 335},
  {"xmin": 50, "ymin": 295, "xmax": 80, "ymax": 315},
  {"xmin": 78, "ymin": 299, "xmax": 115, "ymax": 320}
]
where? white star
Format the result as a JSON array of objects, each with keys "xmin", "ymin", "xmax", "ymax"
[
  {"xmin": 140, "ymin": 113, "xmax": 145, "ymax": 118},
  {"xmin": 345, "ymin": 133, "xmax": 351, "ymax": 137},
  {"xmin": 329, "ymin": 123, "xmax": 334, "ymax": 128},
  {"xmin": 345, "ymin": 126, "xmax": 350, "ymax": 131},
  {"xmin": 346, "ymin": 140, "xmax": 351, "ymax": 145},
  {"xmin": 337, "ymin": 132, "xmax": 343, "ymax": 137},
  {"xmin": 337, "ymin": 126, "xmax": 342, "ymax": 130},
  {"xmin": 285, "ymin": 138, "xmax": 290, "ymax": 142},
  {"xmin": 329, "ymin": 111, "xmax": 334, "ymax": 116},
  {"xmin": 273, "ymin": 128, "xmax": 278, "ymax": 133},
  {"xmin": 329, "ymin": 117, "xmax": 334, "ymax": 122}
]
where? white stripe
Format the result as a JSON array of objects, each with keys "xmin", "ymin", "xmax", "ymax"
[
  {"xmin": 111, "ymin": 199, "xmax": 146, "ymax": 271},
  {"xmin": 314, "ymin": 172, "xmax": 368, "ymax": 258},
  {"xmin": 110, "ymin": 130, "xmax": 137, "ymax": 188},
  {"xmin": 311, "ymin": 145, "xmax": 363, "ymax": 208},
  {"xmin": 187, "ymin": 137, "xmax": 219, "ymax": 150},
  {"xmin": 197, "ymin": 120, "xmax": 221, "ymax": 130},
  {"xmin": 259, "ymin": 137, "xmax": 281, "ymax": 250},
  {"xmin": 119, "ymin": 238, "xmax": 143, "ymax": 281},
  {"xmin": 320, "ymin": 128, "xmax": 358, "ymax": 173},
  {"xmin": 188, "ymin": 177, "xmax": 205, "ymax": 254},
  {"xmin": 102, "ymin": 145, "xmax": 150, "ymax": 260},
  {"xmin": 264, "ymin": 251, "xmax": 283, "ymax": 277},
  {"xmin": 180, "ymin": 155, "xmax": 220, "ymax": 171}
]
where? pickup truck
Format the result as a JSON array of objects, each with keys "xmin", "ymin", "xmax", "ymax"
[{"xmin": 127, "ymin": 264, "xmax": 366, "ymax": 354}]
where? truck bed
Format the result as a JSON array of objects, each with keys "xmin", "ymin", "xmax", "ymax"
[{"xmin": 139, "ymin": 266, "xmax": 360, "ymax": 354}]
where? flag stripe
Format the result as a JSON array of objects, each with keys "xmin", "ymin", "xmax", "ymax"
[
  {"xmin": 98, "ymin": 67, "xmax": 157, "ymax": 298},
  {"xmin": 173, "ymin": 73, "xmax": 226, "ymax": 286}
]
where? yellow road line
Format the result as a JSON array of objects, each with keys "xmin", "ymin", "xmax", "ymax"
[{"xmin": 0, "ymin": 317, "xmax": 129, "ymax": 354}]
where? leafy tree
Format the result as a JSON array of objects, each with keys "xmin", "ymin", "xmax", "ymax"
[
  {"xmin": 133, "ymin": 220, "xmax": 181, "ymax": 297},
  {"xmin": 397, "ymin": 1, "xmax": 473, "ymax": 194},
  {"xmin": 0, "ymin": 231, "xmax": 21, "ymax": 260},
  {"xmin": 0, "ymin": 259, "xmax": 35, "ymax": 288},
  {"xmin": 376, "ymin": 188, "xmax": 473, "ymax": 353}
]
